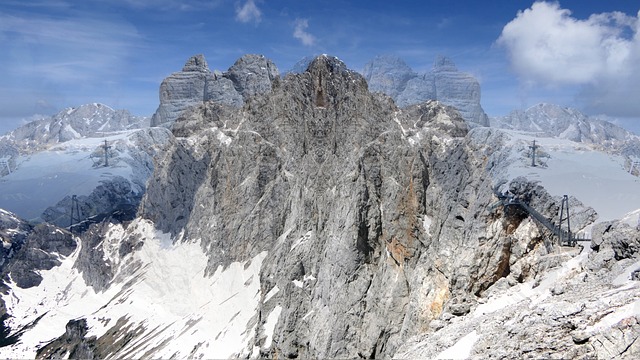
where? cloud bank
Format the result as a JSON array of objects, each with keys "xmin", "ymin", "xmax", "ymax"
[
  {"xmin": 293, "ymin": 18, "xmax": 316, "ymax": 46},
  {"xmin": 497, "ymin": 1, "xmax": 640, "ymax": 117}
]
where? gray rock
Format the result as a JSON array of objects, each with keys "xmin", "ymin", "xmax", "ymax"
[
  {"xmin": 590, "ymin": 221, "xmax": 640, "ymax": 267},
  {"xmin": 287, "ymin": 55, "xmax": 317, "ymax": 74},
  {"xmin": 35, "ymin": 318, "xmax": 98, "ymax": 359},
  {"xmin": 362, "ymin": 55, "xmax": 416, "ymax": 99},
  {"xmin": 430, "ymin": 55, "xmax": 489, "ymax": 128},
  {"xmin": 225, "ymin": 54, "xmax": 279, "ymax": 100},
  {"xmin": 363, "ymin": 55, "xmax": 489, "ymax": 127},
  {"xmin": 205, "ymin": 77, "xmax": 243, "ymax": 107},
  {"xmin": 151, "ymin": 54, "xmax": 279, "ymax": 128},
  {"xmin": 139, "ymin": 54, "xmax": 535, "ymax": 358},
  {"xmin": 150, "ymin": 54, "xmax": 216, "ymax": 127}
]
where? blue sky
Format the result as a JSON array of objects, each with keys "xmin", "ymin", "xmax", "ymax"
[{"xmin": 1, "ymin": 0, "xmax": 639, "ymax": 134}]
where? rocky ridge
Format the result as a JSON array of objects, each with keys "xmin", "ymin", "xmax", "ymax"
[
  {"xmin": 363, "ymin": 55, "xmax": 490, "ymax": 127},
  {"xmin": 150, "ymin": 54, "xmax": 279, "ymax": 127},
  {"xmin": 0, "ymin": 103, "xmax": 147, "ymax": 153}
]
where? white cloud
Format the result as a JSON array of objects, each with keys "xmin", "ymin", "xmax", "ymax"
[
  {"xmin": 293, "ymin": 18, "xmax": 316, "ymax": 46},
  {"xmin": 497, "ymin": 1, "xmax": 640, "ymax": 117},
  {"xmin": 235, "ymin": 0, "xmax": 261, "ymax": 24}
]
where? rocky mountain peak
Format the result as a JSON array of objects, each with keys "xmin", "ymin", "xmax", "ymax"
[
  {"xmin": 306, "ymin": 54, "xmax": 349, "ymax": 75},
  {"xmin": 182, "ymin": 54, "xmax": 209, "ymax": 72},
  {"xmin": 491, "ymin": 102, "xmax": 640, "ymax": 155},
  {"xmin": 362, "ymin": 55, "xmax": 416, "ymax": 99},
  {"xmin": 362, "ymin": 54, "xmax": 489, "ymax": 127},
  {"xmin": 226, "ymin": 54, "xmax": 279, "ymax": 100},
  {"xmin": 151, "ymin": 54, "xmax": 279, "ymax": 127}
]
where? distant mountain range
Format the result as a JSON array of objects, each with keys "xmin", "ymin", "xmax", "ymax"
[{"xmin": 492, "ymin": 102, "xmax": 640, "ymax": 158}]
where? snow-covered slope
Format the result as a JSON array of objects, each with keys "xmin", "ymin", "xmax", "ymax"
[
  {"xmin": 0, "ymin": 103, "xmax": 148, "ymax": 149},
  {"xmin": 491, "ymin": 103, "xmax": 640, "ymax": 157},
  {"xmin": 0, "ymin": 128, "xmax": 170, "ymax": 223},
  {"xmin": 3, "ymin": 218, "xmax": 270, "ymax": 358},
  {"xmin": 486, "ymin": 129, "xmax": 640, "ymax": 222}
]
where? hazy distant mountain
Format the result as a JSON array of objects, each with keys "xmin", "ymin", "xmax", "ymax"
[
  {"xmin": 0, "ymin": 103, "xmax": 170, "ymax": 224},
  {"xmin": 491, "ymin": 103, "xmax": 640, "ymax": 157},
  {"xmin": 362, "ymin": 55, "xmax": 490, "ymax": 127},
  {"xmin": 0, "ymin": 103, "xmax": 148, "ymax": 151}
]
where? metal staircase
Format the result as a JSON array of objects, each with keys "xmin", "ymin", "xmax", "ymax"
[{"xmin": 493, "ymin": 188, "xmax": 590, "ymax": 246}]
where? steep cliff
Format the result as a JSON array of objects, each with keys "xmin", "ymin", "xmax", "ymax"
[
  {"xmin": 140, "ymin": 55, "xmax": 545, "ymax": 357},
  {"xmin": 151, "ymin": 54, "xmax": 279, "ymax": 127},
  {"xmin": 363, "ymin": 55, "xmax": 490, "ymax": 127}
]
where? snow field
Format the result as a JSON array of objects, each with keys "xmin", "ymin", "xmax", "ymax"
[
  {"xmin": 501, "ymin": 130, "xmax": 640, "ymax": 222},
  {"xmin": 5, "ymin": 218, "xmax": 269, "ymax": 358},
  {"xmin": 0, "ymin": 131, "xmax": 140, "ymax": 221}
]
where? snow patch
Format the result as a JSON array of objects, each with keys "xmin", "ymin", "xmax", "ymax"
[
  {"xmin": 434, "ymin": 330, "xmax": 479, "ymax": 360},
  {"xmin": 263, "ymin": 305, "xmax": 282, "ymax": 349},
  {"xmin": 290, "ymin": 231, "xmax": 312, "ymax": 251},
  {"xmin": 264, "ymin": 285, "xmax": 279, "ymax": 302},
  {"xmin": 422, "ymin": 215, "xmax": 432, "ymax": 236}
]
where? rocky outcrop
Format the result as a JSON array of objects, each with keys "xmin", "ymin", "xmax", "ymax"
[
  {"xmin": 395, "ymin": 219, "xmax": 640, "ymax": 359},
  {"xmin": 151, "ymin": 54, "xmax": 279, "ymax": 127},
  {"xmin": 363, "ymin": 55, "xmax": 490, "ymax": 127},
  {"xmin": 139, "ymin": 55, "xmax": 551, "ymax": 358},
  {"xmin": 35, "ymin": 319, "xmax": 97, "ymax": 359}
]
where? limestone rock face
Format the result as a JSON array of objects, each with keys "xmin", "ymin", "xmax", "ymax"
[
  {"xmin": 362, "ymin": 55, "xmax": 416, "ymax": 99},
  {"xmin": 430, "ymin": 55, "xmax": 489, "ymax": 128},
  {"xmin": 150, "ymin": 54, "xmax": 218, "ymax": 128},
  {"xmin": 363, "ymin": 55, "xmax": 489, "ymax": 127},
  {"xmin": 226, "ymin": 54, "xmax": 279, "ymax": 100},
  {"xmin": 140, "ymin": 55, "xmax": 525, "ymax": 358},
  {"xmin": 151, "ymin": 54, "xmax": 279, "ymax": 127}
]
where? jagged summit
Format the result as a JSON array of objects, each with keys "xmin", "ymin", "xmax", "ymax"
[
  {"xmin": 0, "ymin": 103, "xmax": 147, "ymax": 148},
  {"xmin": 492, "ymin": 102, "xmax": 640, "ymax": 154},
  {"xmin": 362, "ymin": 54, "xmax": 489, "ymax": 126},
  {"xmin": 151, "ymin": 53, "xmax": 279, "ymax": 127},
  {"xmin": 182, "ymin": 54, "xmax": 209, "ymax": 72}
]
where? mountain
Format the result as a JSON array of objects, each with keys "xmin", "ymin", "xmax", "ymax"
[
  {"xmin": 151, "ymin": 54, "xmax": 279, "ymax": 128},
  {"xmin": 492, "ymin": 103, "xmax": 640, "ymax": 152},
  {"xmin": 0, "ymin": 103, "xmax": 148, "ymax": 150},
  {"xmin": 1, "ymin": 55, "xmax": 639, "ymax": 359},
  {"xmin": 362, "ymin": 54, "xmax": 490, "ymax": 127},
  {"xmin": 0, "ymin": 104, "xmax": 171, "ymax": 224}
]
